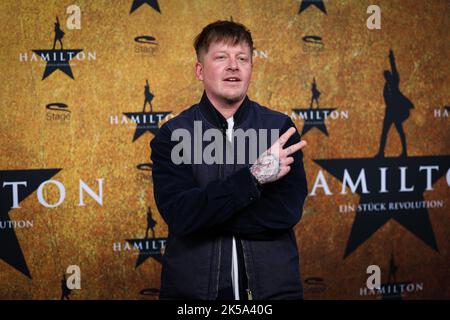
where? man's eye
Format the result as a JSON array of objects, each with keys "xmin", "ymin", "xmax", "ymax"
[
  {"xmin": 239, "ymin": 57, "xmax": 248, "ymax": 61},
  {"xmin": 216, "ymin": 56, "xmax": 225, "ymax": 60}
]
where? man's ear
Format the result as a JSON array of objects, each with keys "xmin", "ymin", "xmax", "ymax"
[{"xmin": 195, "ymin": 61, "xmax": 203, "ymax": 81}]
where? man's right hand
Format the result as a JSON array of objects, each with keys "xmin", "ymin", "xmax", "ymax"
[{"xmin": 250, "ymin": 127, "xmax": 307, "ymax": 185}]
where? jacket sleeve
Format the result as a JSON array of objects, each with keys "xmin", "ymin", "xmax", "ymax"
[
  {"xmin": 221, "ymin": 118, "xmax": 308, "ymax": 238},
  {"xmin": 150, "ymin": 122, "xmax": 261, "ymax": 237}
]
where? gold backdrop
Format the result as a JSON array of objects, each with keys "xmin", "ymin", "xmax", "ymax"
[{"xmin": 0, "ymin": 0, "xmax": 449, "ymax": 299}]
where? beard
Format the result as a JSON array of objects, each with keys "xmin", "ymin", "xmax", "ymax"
[
  {"xmin": 221, "ymin": 87, "xmax": 245, "ymax": 104},
  {"xmin": 224, "ymin": 94, "xmax": 242, "ymax": 104}
]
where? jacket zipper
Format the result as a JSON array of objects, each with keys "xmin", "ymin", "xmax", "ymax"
[
  {"xmin": 240, "ymin": 239, "xmax": 253, "ymax": 300},
  {"xmin": 221, "ymin": 124, "xmax": 226, "ymax": 179},
  {"xmin": 234, "ymin": 123, "xmax": 253, "ymax": 300},
  {"xmin": 215, "ymin": 236, "xmax": 222, "ymax": 299},
  {"xmin": 226, "ymin": 124, "xmax": 252, "ymax": 300},
  {"xmin": 215, "ymin": 130, "xmax": 225, "ymax": 299}
]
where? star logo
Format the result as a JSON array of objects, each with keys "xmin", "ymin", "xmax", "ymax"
[
  {"xmin": 0, "ymin": 169, "xmax": 61, "ymax": 278},
  {"xmin": 314, "ymin": 156, "xmax": 448, "ymax": 258},
  {"xmin": 360, "ymin": 253, "xmax": 420, "ymax": 299},
  {"xmin": 293, "ymin": 78, "xmax": 336, "ymax": 136},
  {"xmin": 123, "ymin": 80, "xmax": 170, "ymax": 142},
  {"xmin": 126, "ymin": 238, "xmax": 165, "ymax": 267},
  {"xmin": 293, "ymin": 107, "xmax": 336, "ymax": 136},
  {"xmin": 123, "ymin": 111, "xmax": 170, "ymax": 142},
  {"xmin": 314, "ymin": 50, "xmax": 449, "ymax": 258},
  {"xmin": 130, "ymin": 0, "xmax": 161, "ymax": 14},
  {"xmin": 32, "ymin": 17, "xmax": 82, "ymax": 80},
  {"xmin": 126, "ymin": 207, "xmax": 166, "ymax": 268},
  {"xmin": 32, "ymin": 50, "xmax": 82, "ymax": 80},
  {"xmin": 381, "ymin": 253, "xmax": 408, "ymax": 300},
  {"xmin": 298, "ymin": 0, "xmax": 327, "ymax": 15}
]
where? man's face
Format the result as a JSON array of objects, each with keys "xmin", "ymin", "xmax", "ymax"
[{"xmin": 195, "ymin": 40, "xmax": 252, "ymax": 105}]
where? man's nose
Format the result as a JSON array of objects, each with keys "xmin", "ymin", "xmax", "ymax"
[{"xmin": 227, "ymin": 57, "xmax": 239, "ymax": 71}]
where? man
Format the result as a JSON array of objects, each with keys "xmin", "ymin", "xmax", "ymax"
[{"xmin": 150, "ymin": 20, "xmax": 308, "ymax": 300}]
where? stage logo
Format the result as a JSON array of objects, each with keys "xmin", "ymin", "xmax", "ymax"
[
  {"xmin": 46, "ymin": 102, "xmax": 71, "ymax": 123},
  {"xmin": 304, "ymin": 276, "xmax": 327, "ymax": 294},
  {"xmin": 134, "ymin": 35, "xmax": 159, "ymax": 56},
  {"xmin": 302, "ymin": 35, "xmax": 325, "ymax": 53}
]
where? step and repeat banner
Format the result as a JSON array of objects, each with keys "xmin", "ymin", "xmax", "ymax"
[{"xmin": 0, "ymin": 0, "xmax": 449, "ymax": 299}]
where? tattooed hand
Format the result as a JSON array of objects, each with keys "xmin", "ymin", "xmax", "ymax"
[{"xmin": 250, "ymin": 127, "xmax": 307, "ymax": 185}]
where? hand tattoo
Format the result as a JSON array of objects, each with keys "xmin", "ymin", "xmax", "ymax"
[{"xmin": 250, "ymin": 152, "xmax": 280, "ymax": 185}]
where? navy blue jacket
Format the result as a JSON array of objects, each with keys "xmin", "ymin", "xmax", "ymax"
[{"xmin": 150, "ymin": 92, "xmax": 308, "ymax": 299}]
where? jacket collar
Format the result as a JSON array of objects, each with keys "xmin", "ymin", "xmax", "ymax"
[{"xmin": 198, "ymin": 91, "xmax": 250, "ymax": 129}]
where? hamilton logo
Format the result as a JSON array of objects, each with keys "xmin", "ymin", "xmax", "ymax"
[
  {"xmin": 1, "ymin": 169, "xmax": 61, "ymax": 278},
  {"xmin": 360, "ymin": 253, "xmax": 424, "ymax": 299},
  {"xmin": 293, "ymin": 78, "xmax": 344, "ymax": 136},
  {"xmin": 125, "ymin": 206, "xmax": 166, "ymax": 268},
  {"xmin": 312, "ymin": 50, "xmax": 450, "ymax": 258},
  {"xmin": 123, "ymin": 80, "xmax": 171, "ymax": 142},
  {"xmin": 379, "ymin": 253, "xmax": 412, "ymax": 300},
  {"xmin": 31, "ymin": 17, "xmax": 83, "ymax": 80}
]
